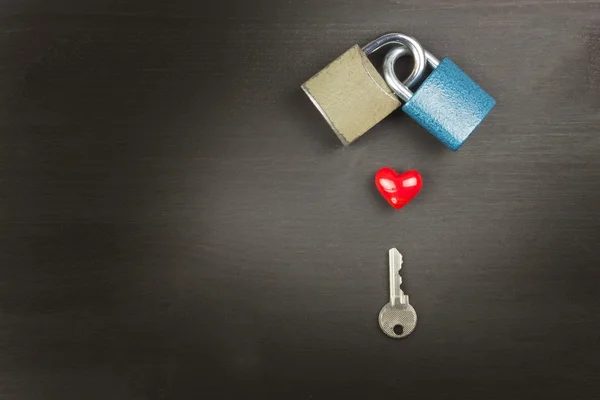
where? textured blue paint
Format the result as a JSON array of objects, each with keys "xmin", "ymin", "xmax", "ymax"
[{"xmin": 402, "ymin": 58, "xmax": 496, "ymax": 151}]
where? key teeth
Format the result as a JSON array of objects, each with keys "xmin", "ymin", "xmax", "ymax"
[
  {"xmin": 389, "ymin": 248, "xmax": 403, "ymax": 269},
  {"xmin": 390, "ymin": 248, "xmax": 402, "ymax": 259}
]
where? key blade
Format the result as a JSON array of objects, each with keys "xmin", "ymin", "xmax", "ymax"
[{"xmin": 389, "ymin": 248, "xmax": 407, "ymax": 306}]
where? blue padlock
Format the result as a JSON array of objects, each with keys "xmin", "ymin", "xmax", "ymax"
[{"xmin": 382, "ymin": 44, "xmax": 495, "ymax": 151}]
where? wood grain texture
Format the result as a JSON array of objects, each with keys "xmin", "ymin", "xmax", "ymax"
[{"xmin": 0, "ymin": 0, "xmax": 599, "ymax": 398}]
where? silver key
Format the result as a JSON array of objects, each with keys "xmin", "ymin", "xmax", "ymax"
[{"xmin": 378, "ymin": 248, "xmax": 417, "ymax": 338}]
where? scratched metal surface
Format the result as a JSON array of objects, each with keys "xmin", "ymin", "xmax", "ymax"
[{"xmin": 0, "ymin": 0, "xmax": 599, "ymax": 398}]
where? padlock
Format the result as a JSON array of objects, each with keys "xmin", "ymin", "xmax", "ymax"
[
  {"xmin": 383, "ymin": 44, "xmax": 496, "ymax": 151},
  {"xmin": 301, "ymin": 34, "xmax": 428, "ymax": 145}
]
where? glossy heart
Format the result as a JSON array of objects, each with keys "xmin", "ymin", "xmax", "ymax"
[{"xmin": 375, "ymin": 168, "xmax": 423, "ymax": 210}]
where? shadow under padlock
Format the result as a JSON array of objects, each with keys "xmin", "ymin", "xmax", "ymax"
[{"xmin": 301, "ymin": 33, "xmax": 495, "ymax": 150}]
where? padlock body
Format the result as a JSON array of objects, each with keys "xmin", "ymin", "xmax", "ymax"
[
  {"xmin": 402, "ymin": 57, "xmax": 495, "ymax": 151},
  {"xmin": 302, "ymin": 45, "xmax": 401, "ymax": 145}
]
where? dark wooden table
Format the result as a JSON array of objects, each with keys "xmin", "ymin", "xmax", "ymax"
[{"xmin": 1, "ymin": 0, "xmax": 599, "ymax": 398}]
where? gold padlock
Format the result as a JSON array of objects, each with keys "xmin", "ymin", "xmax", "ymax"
[{"xmin": 302, "ymin": 34, "xmax": 428, "ymax": 145}]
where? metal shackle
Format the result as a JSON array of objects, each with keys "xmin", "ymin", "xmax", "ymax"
[
  {"xmin": 361, "ymin": 33, "xmax": 428, "ymax": 94},
  {"xmin": 383, "ymin": 45, "xmax": 441, "ymax": 102}
]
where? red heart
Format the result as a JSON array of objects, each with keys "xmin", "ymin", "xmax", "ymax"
[{"xmin": 375, "ymin": 168, "xmax": 423, "ymax": 210}]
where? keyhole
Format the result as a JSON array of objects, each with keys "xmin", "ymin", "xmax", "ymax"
[{"xmin": 393, "ymin": 325, "xmax": 404, "ymax": 336}]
